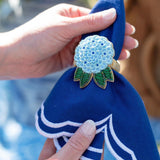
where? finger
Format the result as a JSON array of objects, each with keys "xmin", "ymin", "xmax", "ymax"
[
  {"xmin": 67, "ymin": 8, "xmax": 116, "ymax": 37},
  {"xmin": 66, "ymin": 5, "xmax": 91, "ymax": 17},
  {"xmin": 51, "ymin": 120, "xmax": 96, "ymax": 160},
  {"xmin": 39, "ymin": 138, "xmax": 56, "ymax": 160},
  {"xmin": 58, "ymin": 36, "xmax": 81, "ymax": 68},
  {"xmin": 118, "ymin": 49, "xmax": 130, "ymax": 60},
  {"xmin": 123, "ymin": 36, "xmax": 139, "ymax": 50},
  {"xmin": 56, "ymin": 4, "xmax": 91, "ymax": 17},
  {"xmin": 125, "ymin": 22, "xmax": 136, "ymax": 35}
]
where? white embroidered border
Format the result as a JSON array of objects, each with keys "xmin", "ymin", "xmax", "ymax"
[
  {"xmin": 36, "ymin": 111, "xmax": 109, "ymax": 138},
  {"xmin": 41, "ymin": 103, "xmax": 111, "ymax": 128},
  {"xmin": 35, "ymin": 113, "xmax": 74, "ymax": 138},
  {"xmin": 105, "ymin": 116, "xmax": 137, "ymax": 160},
  {"xmin": 36, "ymin": 110, "xmax": 137, "ymax": 160},
  {"xmin": 105, "ymin": 125, "xmax": 124, "ymax": 160}
]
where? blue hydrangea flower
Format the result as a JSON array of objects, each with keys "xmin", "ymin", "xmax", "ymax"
[{"xmin": 74, "ymin": 35, "xmax": 115, "ymax": 74}]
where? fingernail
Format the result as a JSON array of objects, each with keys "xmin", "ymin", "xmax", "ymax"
[
  {"xmin": 134, "ymin": 39, "xmax": 139, "ymax": 48},
  {"xmin": 103, "ymin": 8, "xmax": 116, "ymax": 19},
  {"xmin": 126, "ymin": 50, "xmax": 131, "ymax": 59},
  {"xmin": 131, "ymin": 25, "xmax": 136, "ymax": 35},
  {"xmin": 81, "ymin": 120, "xmax": 96, "ymax": 137}
]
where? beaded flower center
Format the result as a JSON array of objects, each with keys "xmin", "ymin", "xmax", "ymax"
[{"xmin": 74, "ymin": 35, "xmax": 115, "ymax": 74}]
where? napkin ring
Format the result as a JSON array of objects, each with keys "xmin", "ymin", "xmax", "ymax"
[{"xmin": 74, "ymin": 35, "xmax": 120, "ymax": 89}]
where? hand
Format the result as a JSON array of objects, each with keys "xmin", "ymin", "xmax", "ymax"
[
  {"xmin": 39, "ymin": 120, "xmax": 97, "ymax": 160},
  {"xmin": 0, "ymin": 4, "xmax": 138, "ymax": 79}
]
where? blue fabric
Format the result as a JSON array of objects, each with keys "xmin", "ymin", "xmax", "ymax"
[
  {"xmin": 82, "ymin": 0, "xmax": 125, "ymax": 60},
  {"xmin": 36, "ymin": 0, "xmax": 160, "ymax": 159},
  {"xmin": 37, "ymin": 68, "xmax": 159, "ymax": 159}
]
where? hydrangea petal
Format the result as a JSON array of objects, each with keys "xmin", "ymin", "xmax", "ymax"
[{"xmin": 74, "ymin": 35, "xmax": 115, "ymax": 74}]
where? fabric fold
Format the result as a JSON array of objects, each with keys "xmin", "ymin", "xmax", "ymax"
[{"xmin": 35, "ymin": 0, "xmax": 160, "ymax": 159}]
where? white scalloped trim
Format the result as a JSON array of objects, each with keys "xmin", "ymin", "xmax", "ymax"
[
  {"xmin": 35, "ymin": 113, "xmax": 74, "ymax": 138},
  {"xmin": 104, "ymin": 116, "xmax": 137, "ymax": 160},
  {"xmin": 41, "ymin": 103, "xmax": 112, "ymax": 128},
  {"xmin": 36, "ymin": 110, "xmax": 137, "ymax": 160},
  {"xmin": 36, "ymin": 112, "xmax": 108, "ymax": 138}
]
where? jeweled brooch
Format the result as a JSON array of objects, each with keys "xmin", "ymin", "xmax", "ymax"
[{"xmin": 74, "ymin": 35, "xmax": 120, "ymax": 89}]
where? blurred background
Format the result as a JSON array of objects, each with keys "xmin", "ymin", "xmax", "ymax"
[{"xmin": 0, "ymin": 0, "xmax": 159, "ymax": 159}]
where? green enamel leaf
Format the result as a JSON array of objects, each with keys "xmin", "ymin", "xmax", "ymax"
[
  {"xmin": 93, "ymin": 72, "xmax": 107, "ymax": 89},
  {"xmin": 80, "ymin": 73, "xmax": 92, "ymax": 88},
  {"xmin": 102, "ymin": 67, "xmax": 114, "ymax": 82},
  {"xmin": 74, "ymin": 67, "xmax": 83, "ymax": 81}
]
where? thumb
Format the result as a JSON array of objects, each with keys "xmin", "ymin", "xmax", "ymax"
[
  {"xmin": 67, "ymin": 8, "xmax": 116, "ymax": 37},
  {"xmin": 50, "ymin": 120, "xmax": 96, "ymax": 160}
]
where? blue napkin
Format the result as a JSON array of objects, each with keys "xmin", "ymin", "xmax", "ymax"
[{"xmin": 35, "ymin": 0, "xmax": 160, "ymax": 159}]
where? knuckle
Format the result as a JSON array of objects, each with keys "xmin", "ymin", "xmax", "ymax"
[
  {"xmin": 86, "ymin": 14, "xmax": 103, "ymax": 26},
  {"xmin": 87, "ymin": 15, "xmax": 97, "ymax": 26},
  {"xmin": 68, "ymin": 139, "xmax": 85, "ymax": 152},
  {"xmin": 68, "ymin": 131, "xmax": 87, "ymax": 152}
]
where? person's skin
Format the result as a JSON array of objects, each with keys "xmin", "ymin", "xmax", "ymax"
[
  {"xmin": 0, "ymin": 3, "xmax": 138, "ymax": 159},
  {"xmin": 0, "ymin": 4, "xmax": 138, "ymax": 80},
  {"xmin": 39, "ymin": 120, "xmax": 97, "ymax": 160}
]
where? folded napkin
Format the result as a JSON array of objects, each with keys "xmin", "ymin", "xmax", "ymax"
[{"xmin": 35, "ymin": 0, "xmax": 160, "ymax": 159}]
